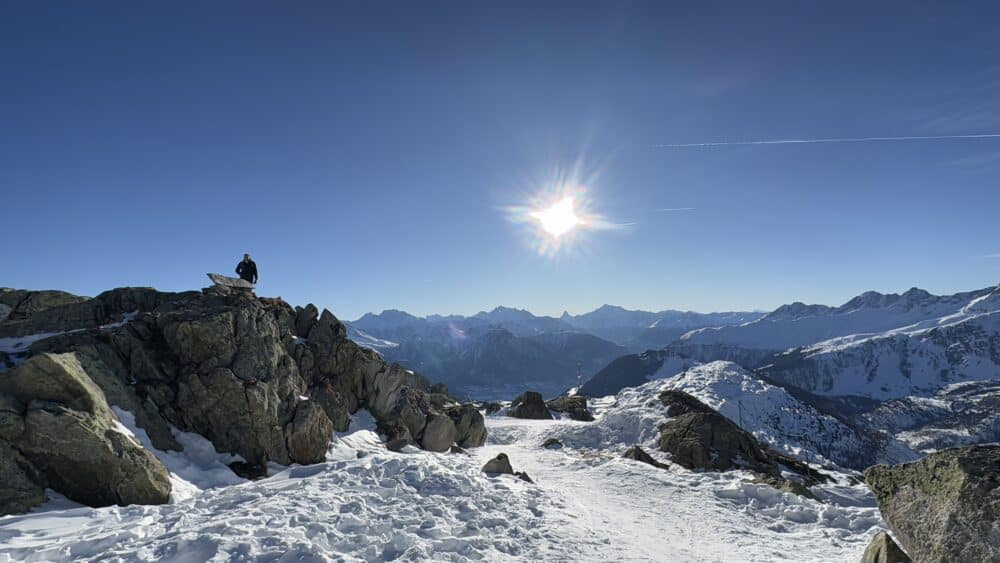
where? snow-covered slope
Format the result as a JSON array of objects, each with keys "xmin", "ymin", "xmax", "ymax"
[
  {"xmin": 760, "ymin": 307, "xmax": 1000, "ymax": 401},
  {"xmin": 662, "ymin": 362, "xmax": 917, "ymax": 468},
  {"xmin": 681, "ymin": 285, "xmax": 998, "ymax": 352},
  {"xmin": 572, "ymin": 361, "xmax": 915, "ymax": 469},
  {"xmin": 2, "ymin": 411, "xmax": 886, "ymax": 562}
]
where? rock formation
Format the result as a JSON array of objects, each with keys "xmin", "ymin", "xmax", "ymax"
[
  {"xmin": 545, "ymin": 395, "xmax": 594, "ymax": 421},
  {"xmin": 657, "ymin": 391, "xmax": 823, "ymax": 496},
  {"xmin": 0, "ymin": 353, "xmax": 172, "ymax": 513},
  {"xmin": 865, "ymin": 445, "xmax": 999, "ymax": 563},
  {"xmin": 0, "ymin": 285, "xmax": 486, "ymax": 514},
  {"xmin": 509, "ymin": 391, "xmax": 552, "ymax": 420}
]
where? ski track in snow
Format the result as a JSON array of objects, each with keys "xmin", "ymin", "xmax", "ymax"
[{"xmin": 0, "ymin": 407, "xmax": 883, "ymax": 562}]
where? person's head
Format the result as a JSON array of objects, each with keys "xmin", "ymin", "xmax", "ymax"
[{"xmin": 243, "ymin": 253, "xmax": 250, "ymax": 260}]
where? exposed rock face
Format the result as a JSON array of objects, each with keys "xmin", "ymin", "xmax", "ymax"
[
  {"xmin": 864, "ymin": 445, "xmax": 1000, "ymax": 563},
  {"xmin": 0, "ymin": 353, "xmax": 172, "ymax": 511},
  {"xmin": 546, "ymin": 395, "xmax": 594, "ymax": 422},
  {"xmin": 623, "ymin": 446, "xmax": 670, "ymax": 470},
  {"xmin": 860, "ymin": 531, "xmax": 912, "ymax": 563},
  {"xmin": 509, "ymin": 391, "xmax": 553, "ymax": 420},
  {"xmin": 0, "ymin": 286, "xmax": 488, "ymax": 514}
]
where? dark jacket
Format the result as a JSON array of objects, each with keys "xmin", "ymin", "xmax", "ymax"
[{"xmin": 236, "ymin": 259, "xmax": 258, "ymax": 284}]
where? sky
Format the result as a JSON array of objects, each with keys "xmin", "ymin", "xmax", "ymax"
[{"xmin": 3, "ymin": 1, "xmax": 1000, "ymax": 320}]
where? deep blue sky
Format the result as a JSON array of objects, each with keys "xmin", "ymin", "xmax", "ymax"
[{"xmin": 4, "ymin": 1, "xmax": 999, "ymax": 319}]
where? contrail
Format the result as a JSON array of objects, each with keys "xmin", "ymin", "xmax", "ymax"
[
  {"xmin": 655, "ymin": 133, "xmax": 1000, "ymax": 148},
  {"xmin": 656, "ymin": 207, "xmax": 696, "ymax": 212}
]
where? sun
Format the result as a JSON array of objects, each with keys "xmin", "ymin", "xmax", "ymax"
[{"xmin": 530, "ymin": 197, "xmax": 582, "ymax": 237}]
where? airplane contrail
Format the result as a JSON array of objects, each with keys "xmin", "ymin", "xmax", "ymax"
[{"xmin": 655, "ymin": 133, "xmax": 1000, "ymax": 148}]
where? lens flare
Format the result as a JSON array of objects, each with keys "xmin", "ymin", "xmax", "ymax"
[
  {"xmin": 501, "ymin": 160, "xmax": 626, "ymax": 258},
  {"xmin": 530, "ymin": 197, "xmax": 582, "ymax": 237}
]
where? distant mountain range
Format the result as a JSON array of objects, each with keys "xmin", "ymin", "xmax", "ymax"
[
  {"xmin": 576, "ymin": 283, "xmax": 1000, "ymax": 463},
  {"xmin": 348, "ymin": 305, "xmax": 763, "ymax": 399}
]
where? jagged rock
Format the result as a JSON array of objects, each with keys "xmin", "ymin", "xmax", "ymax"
[
  {"xmin": 659, "ymin": 390, "xmax": 716, "ymax": 417},
  {"xmin": 623, "ymin": 446, "xmax": 670, "ymax": 470},
  {"xmin": 658, "ymin": 411, "xmax": 777, "ymax": 475},
  {"xmin": 421, "ymin": 414, "xmax": 458, "ymax": 452},
  {"xmin": 509, "ymin": 391, "xmax": 553, "ymax": 420},
  {"xmin": 285, "ymin": 399, "xmax": 334, "ymax": 465},
  {"xmin": 860, "ymin": 531, "xmax": 912, "ymax": 563},
  {"xmin": 0, "ymin": 353, "xmax": 171, "ymax": 511},
  {"xmin": 0, "ymin": 442, "xmax": 45, "ymax": 514},
  {"xmin": 864, "ymin": 445, "xmax": 1000, "ymax": 563},
  {"xmin": 515, "ymin": 471, "xmax": 533, "ymax": 483},
  {"xmin": 546, "ymin": 395, "xmax": 594, "ymax": 422},
  {"xmin": 447, "ymin": 404, "xmax": 487, "ymax": 448},
  {"xmin": 294, "ymin": 304, "xmax": 319, "ymax": 338},
  {"xmin": 482, "ymin": 453, "xmax": 515, "ymax": 474},
  {"xmin": 542, "ymin": 438, "xmax": 563, "ymax": 450},
  {"xmin": 2, "ymin": 286, "xmax": 487, "ymax": 503},
  {"xmin": 481, "ymin": 402, "xmax": 503, "ymax": 415},
  {"xmin": 0, "ymin": 303, "xmax": 11, "ymax": 322}
]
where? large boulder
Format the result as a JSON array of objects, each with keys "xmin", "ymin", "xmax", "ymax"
[
  {"xmin": 658, "ymin": 410, "xmax": 776, "ymax": 474},
  {"xmin": 860, "ymin": 531, "xmax": 912, "ymax": 563},
  {"xmin": 481, "ymin": 453, "xmax": 532, "ymax": 482},
  {"xmin": 420, "ymin": 414, "xmax": 458, "ymax": 452},
  {"xmin": 446, "ymin": 404, "xmax": 487, "ymax": 448},
  {"xmin": 546, "ymin": 395, "xmax": 594, "ymax": 422},
  {"xmin": 0, "ymin": 353, "xmax": 171, "ymax": 511},
  {"xmin": 509, "ymin": 391, "xmax": 553, "ymax": 420},
  {"xmin": 864, "ymin": 445, "xmax": 1000, "ymax": 563},
  {"xmin": 482, "ymin": 453, "xmax": 515, "ymax": 474}
]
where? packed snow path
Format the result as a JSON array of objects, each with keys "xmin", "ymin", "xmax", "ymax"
[{"xmin": 0, "ymin": 413, "xmax": 882, "ymax": 562}]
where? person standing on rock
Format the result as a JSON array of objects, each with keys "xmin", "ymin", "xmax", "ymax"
[{"xmin": 236, "ymin": 253, "xmax": 258, "ymax": 285}]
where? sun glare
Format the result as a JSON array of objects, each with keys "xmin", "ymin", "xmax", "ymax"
[{"xmin": 530, "ymin": 197, "xmax": 582, "ymax": 237}]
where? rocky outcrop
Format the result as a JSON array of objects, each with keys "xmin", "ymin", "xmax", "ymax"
[
  {"xmin": 623, "ymin": 446, "xmax": 670, "ymax": 470},
  {"xmin": 546, "ymin": 395, "xmax": 594, "ymax": 421},
  {"xmin": 509, "ymin": 391, "xmax": 552, "ymax": 420},
  {"xmin": 0, "ymin": 353, "xmax": 172, "ymax": 512},
  {"xmin": 864, "ymin": 445, "xmax": 1000, "ymax": 563},
  {"xmin": 659, "ymin": 410, "xmax": 777, "ymax": 474},
  {"xmin": 860, "ymin": 531, "xmax": 911, "ymax": 563},
  {"xmin": 656, "ymin": 391, "xmax": 823, "ymax": 497},
  {"xmin": 481, "ymin": 453, "xmax": 532, "ymax": 483},
  {"xmin": 658, "ymin": 389, "xmax": 716, "ymax": 417},
  {"xmin": 0, "ymin": 286, "xmax": 488, "ymax": 514}
]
